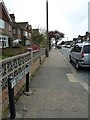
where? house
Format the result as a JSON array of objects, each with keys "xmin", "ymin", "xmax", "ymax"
[
  {"xmin": 73, "ymin": 38, "xmax": 78, "ymax": 44},
  {"xmin": 78, "ymin": 35, "xmax": 85, "ymax": 43},
  {"xmin": 85, "ymin": 32, "xmax": 90, "ymax": 41},
  {"xmin": 10, "ymin": 14, "xmax": 32, "ymax": 46},
  {"xmin": 32, "ymin": 28, "xmax": 39, "ymax": 33},
  {"xmin": 0, "ymin": 0, "xmax": 12, "ymax": 48},
  {"xmin": 72, "ymin": 32, "xmax": 90, "ymax": 46},
  {"xmin": 17, "ymin": 22, "xmax": 32, "ymax": 46},
  {"xmin": 77, "ymin": 32, "xmax": 90, "ymax": 43}
]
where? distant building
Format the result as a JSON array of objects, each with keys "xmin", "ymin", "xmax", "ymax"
[
  {"xmin": 85, "ymin": 31, "xmax": 90, "ymax": 41},
  {"xmin": 78, "ymin": 35, "xmax": 85, "ymax": 42},
  {"xmin": 72, "ymin": 32, "xmax": 90, "ymax": 45},
  {"xmin": 73, "ymin": 38, "xmax": 78, "ymax": 44}
]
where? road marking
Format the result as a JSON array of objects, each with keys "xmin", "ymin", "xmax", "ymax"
[
  {"xmin": 67, "ymin": 61, "xmax": 88, "ymax": 91},
  {"xmin": 77, "ymin": 79, "xmax": 88, "ymax": 91},
  {"xmin": 67, "ymin": 73, "xmax": 78, "ymax": 83},
  {"xmin": 60, "ymin": 50, "xmax": 88, "ymax": 92}
]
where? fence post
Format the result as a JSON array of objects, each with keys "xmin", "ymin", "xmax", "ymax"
[
  {"xmin": 8, "ymin": 77, "xmax": 16, "ymax": 119},
  {"xmin": 45, "ymin": 48, "xmax": 48, "ymax": 57},
  {"xmin": 31, "ymin": 50, "xmax": 33, "ymax": 65},
  {"xmin": 26, "ymin": 65, "xmax": 29, "ymax": 92},
  {"xmin": 39, "ymin": 49, "xmax": 42, "ymax": 65}
]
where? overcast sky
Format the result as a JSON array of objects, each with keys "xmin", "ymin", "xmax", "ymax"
[{"xmin": 4, "ymin": 0, "xmax": 89, "ymax": 40}]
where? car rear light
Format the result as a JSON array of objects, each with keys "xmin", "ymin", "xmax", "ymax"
[
  {"xmin": 82, "ymin": 51, "xmax": 84, "ymax": 58},
  {"xmin": 81, "ymin": 61, "xmax": 84, "ymax": 64}
]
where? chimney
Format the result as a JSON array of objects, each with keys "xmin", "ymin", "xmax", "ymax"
[{"xmin": 10, "ymin": 14, "xmax": 15, "ymax": 21}]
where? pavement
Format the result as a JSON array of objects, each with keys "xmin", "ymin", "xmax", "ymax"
[{"xmin": 11, "ymin": 48, "xmax": 88, "ymax": 118}]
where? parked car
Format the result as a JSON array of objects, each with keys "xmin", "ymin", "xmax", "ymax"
[
  {"xmin": 56, "ymin": 45, "xmax": 62, "ymax": 49},
  {"xmin": 69, "ymin": 42, "xmax": 90, "ymax": 69},
  {"xmin": 66, "ymin": 44, "xmax": 71, "ymax": 48},
  {"xmin": 62, "ymin": 44, "xmax": 66, "ymax": 47}
]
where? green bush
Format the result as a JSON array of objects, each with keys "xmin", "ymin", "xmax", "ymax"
[{"xmin": 2, "ymin": 46, "xmax": 29, "ymax": 59}]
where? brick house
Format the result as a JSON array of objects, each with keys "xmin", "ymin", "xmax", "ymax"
[
  {"xmin": 17, "ymin": 22, "xmax": 32, "ymax": 46},
  {"xmin": 77, "ymin": 32, "xmax": 90, "ymax": 43},
  {"xmin": 73, "ymin": 32, "xmax": 90, "ymax": 45},
  {"xmin": 10, "ymin": 14, "xmax": 32, "ymax": 46},
  {"xmin": 77, "ymin": 35, "xmax": 85, "ymax": 42},
  {"xmin": 85, "ymin": 32, "xmax": 90, "ymax": 41},
  {"xmin": 0, "ymin": 0, "xmax": 12, "ymax": 48},
  {"xmin": 73, "ymin": 38, "xmax": 78, "ymax": 44}
]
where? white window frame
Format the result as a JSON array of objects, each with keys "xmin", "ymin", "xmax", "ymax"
[
  {"xmin": 23, "ymin": 31, "xmax": 28, "ymax": 36},
  {"xmin": 0, "ymin": 35, "xmax": 9, "ymax": 48},
  {"xmin": 9, "ymin": 26, "xmax": 11, "ymax": 31},
  {"xmin": 29, "ymin": 33, "xmax": 31, "ymax": 37}
]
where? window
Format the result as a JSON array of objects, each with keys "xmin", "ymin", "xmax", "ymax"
[
  {"xmin": 0, "ymin": 19, "xmax": 5, "ymax": 28},
  {"xmin": 23, "ymin": 31, "xmax": 28, "ymax": 36},
  {"xmin": 83, "ymin": 45, "xmax": 90, "ymax": 53},
  {"xmin": 18, "ymin": 29, "xmax": 21, "ymax": 34},
  {"xmin": 13, "ymin": 29, "xmax": 16, "ymax": 34},
  {"xmin": 70, "ymin": 47, "xmax": 74, "ymax": 52},
  {"xmin": 0, "ymin": 41, "xmax": 2, "ymax": 45},
  {"xmin": 2, "ymin": 41, "xmax": 4, "ymax": 47},
  {"xmin": 9, "ymin": 26, "xmax": 11, "ymax": 31},
  {"xmin": 74, "ymin": 45, "xmax": 82, "ymax": 52},
  {"xmin": 4, "ymin": 41, "xmax": 6, "ymax": 47},
  {"xmin": 2, "ymin": 38, "xmax": 4, "ymax": 41},
  {"xmin": 29, "ymin": 33, "xmax": 31, "ymax": 37},
  {"xmin": 0, "ymin": 36, "xmax": 8, "ymax": 48}
]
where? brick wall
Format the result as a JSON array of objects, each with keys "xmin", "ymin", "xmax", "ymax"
[
  {"xmin": 30, "ymin": 59, "xmax": 40, "ymax": 75},
  {"xmin": 2, "ymin": 21, "xmax": 12, "ymax": 37},
  {"xmin": 41, "ymin": 54, "xmax": 45, "ymax": 63},
  {"xmin": 13, "ymin": 29, "xmax": 22, "ymax": 40},
  {"xmin": 2, "ymin": 54, "xmax": 46, "ymax": 115},
  {"xmin": 2, "ymin": 77, "xmax": 26, "ymax": 112}
]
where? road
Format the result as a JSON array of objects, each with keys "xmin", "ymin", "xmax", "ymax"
[{"xmin": 59, "ymin": 47, "xmax": 89, "ymax": 90}]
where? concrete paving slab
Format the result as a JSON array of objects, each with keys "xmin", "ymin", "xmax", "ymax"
[
  {"xmin": 37, "ymin": 110, "xmax": 88, "ymax": 118},
  {"xmin": 14, "ymin": 48, "xmax": 88, "ymax": 118}
]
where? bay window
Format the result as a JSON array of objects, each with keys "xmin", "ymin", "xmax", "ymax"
[{"xmin": 0, "ymin": 19, "xmax": 5, "ymax": 29}]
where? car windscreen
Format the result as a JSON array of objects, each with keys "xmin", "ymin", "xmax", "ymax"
[
  {"xmin": 74, "ymin": 46, "xmax": 82, "ymax": 52},
  {"xmin": 83, "ymin": 45, "xmax": 90, "ymax": 53}
]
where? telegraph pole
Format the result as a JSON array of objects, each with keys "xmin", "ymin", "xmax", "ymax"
[{"xmin": 46, "ymin": 0, "xmax": 49, "ymax": 57}]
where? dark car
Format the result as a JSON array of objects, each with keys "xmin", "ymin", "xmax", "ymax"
[{"xmin": 56, "ymin": 45, "xmax": 62, "ymax": 49}]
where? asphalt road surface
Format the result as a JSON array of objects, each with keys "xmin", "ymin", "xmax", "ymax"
[{"xmin": 59, "ymin": 47, "xmax": 89, "ymax": 87}]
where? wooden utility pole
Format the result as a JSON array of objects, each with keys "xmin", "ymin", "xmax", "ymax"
[{"xmin": 46, "ymin": 0, "xmax": 49, "ymax": 57}]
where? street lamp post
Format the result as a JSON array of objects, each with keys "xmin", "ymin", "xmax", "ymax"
[{"xmin": 46, "ymin": 0, "xmax": 49, "ymax": 57}]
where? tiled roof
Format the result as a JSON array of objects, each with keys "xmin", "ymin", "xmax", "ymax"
[
  {"xmin": 0, "ymin": 0, "xmax": 12, "ymax": 22},
  {"xmin": 12, "ymin": 22, "xmax": 28, "ymax": 30},
  {"xmin": 16, "ymin": 22, "xmax": 28, "ymax": 29},
  {"xmin": 12, "ymin": 22, "xmax": 18, "ymax": 28}
]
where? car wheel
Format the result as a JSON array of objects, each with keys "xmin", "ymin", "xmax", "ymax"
[{"xmin": 76, "ymin": 61, "xmax": 80, "ymax": 70}]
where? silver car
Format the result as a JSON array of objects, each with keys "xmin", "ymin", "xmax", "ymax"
[{"xmin": 69, "ymin": 42, "xmax": 90, "ymax": 69}]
